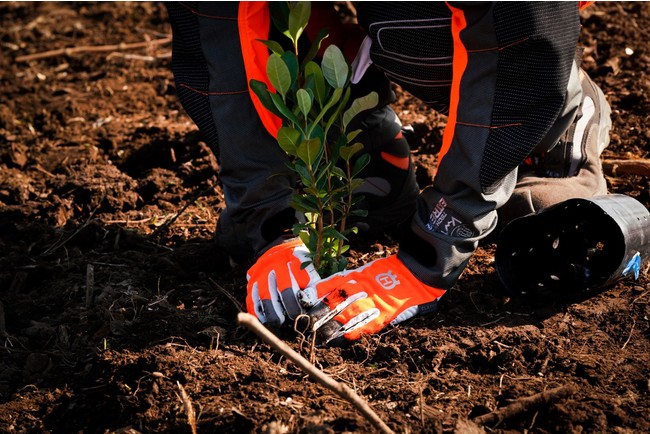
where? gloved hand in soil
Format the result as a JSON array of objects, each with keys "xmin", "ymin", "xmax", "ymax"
[
  {"xmin": 299, "ymin": 255, "xmax": 446, "ymax": 345},
  {"xmin": 246, "ymin": 238, "xmax": 320, "ymax": 327}
]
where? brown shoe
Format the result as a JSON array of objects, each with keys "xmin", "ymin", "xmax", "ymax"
[{"xmin": 499, "ymin": 69, "xmax": 611, "ymax": 226}]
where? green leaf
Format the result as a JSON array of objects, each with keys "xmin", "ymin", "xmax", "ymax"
[
  {"xmin": 304, "ymin": 212, "xmax": 318, "ymax": 225},
  {"xmin": 281, "ymin": 51, "xmax": 299, "ymax": 89},
  {"xmin": 310, "ymin": 123, "xmax": 325, "ymax": 147},
  {"xmin": 346, "ymin": 129, "xmax": 362, "ymax": 143},
  {"xmin": 324, "ymin": 87, "xmax": 351, "ymax": 137},
  {"xmin": 297, "ymin": 137, "xmax": 322, "ymax": 166},
  {"xmin": 330, "ymin": 166, "xmax": 346, "ymax": 179},
  {"xmin": 352, "ymin": 152, "xmax": 371, "ymax": 177},
  {"xmin": 305, "ymin": 88, "xmax": 315, "ymax": 109},
  {"xmin": 316, "ymin": 171, "xmax": 328, "ymax": 191},
  {"xmin": 312, "ymin": 87, "xmax": 343, "ymax": 128},
  {"xmin": 267, "ymin": 54, "xmax": 291, "ymax": 98},
  {"xmin": 302, "ymin": 27, "xmax": 329, "ymax": 66},
  {"xmin": 307, "ymin": 227, "xmax": 319, "ymax": 250},
  {"xmin": 277, "ymin": 126, "xmax": 301, "ymax": 155},
  {"xmin": 269, "ymin": 2, "xmax": 290, "ymax": 37},
  {"xmin": 292, "ymin": 194, "xmax": 319, "ymax": 213},
  {"xmin": 350, "ymin": 178, "xmax": 365, "ymax": 190},
  {"xmin": 288, "ymin": 2, "xmax": 311, "ymax": 44},
  {"xmin": 293, "ymin": 222, "xmax": 313, "ymax": 234},
  {"xmin": 314, "ymin": 161, "xmax": 333, "ymax": 188},
  {"xmin": 343, "ymin": 91, "xmax": 379, "ymax": 130},
  {"xmin": 296, "ymin": 89, "xmax": 312, "ymax": 118},
  {"xmin": 328, "ymin": 136, "xmax": 343, "ymax": 162},
  {"xmin": 322, "ymin": 227, "xmax": 346, "ymax": 241},
  {"xmin": 304, "ymin": 61, "xmax": 327, "ymax": 107},
  {"xmin": 304, "ymin": 186, "xmax": 320, "ymax": 197},
  {"xmin": 300, "ymin": 260, "xmax": 314, "ymax": 270},
  {"xmin": 293, "ymin": 162, "xmax": 311, "ymax": 186},
  {"xmin": 270, "ymin": 92, "xmax": 301, "ymax": 126},
  {"xmin": 249, "ymin": 79, "xmax": 283, "ymax": 118},
  {"xmin": 339, "ymin": 142, "xmax": 364, "ymax": 162},
  {"xmin": 256, "ymin": 39, "xmax": 285, "ymax": 56},
  {"xmin": 321, "ymin": 45, "xmax": 349, "ymax": 89},
  {"xmin": 298, "ymin": 230, "xmax": 311, "ymax": 247},
  {"xmin": 337, "ymin": 255, "xmax": 349, "ymax": 273}
]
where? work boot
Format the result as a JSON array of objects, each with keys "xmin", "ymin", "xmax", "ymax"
[{"xmin": 499, "ymin": 69, "xmax": 611, "ymax": 226}]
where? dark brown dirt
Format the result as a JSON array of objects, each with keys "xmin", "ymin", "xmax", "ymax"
[{"xmin": 1, "ymin": 2, "xmax": 649, "ymax": 433}]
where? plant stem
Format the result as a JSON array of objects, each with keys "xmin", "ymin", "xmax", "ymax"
[
  {"xmin": 338, "ymin": 161, "xmax": 354, "ymax": 256},
  {"xmin": 307, "ymin": 165, "xmax": 324, "ymax": 272},
  {"xmin": 322, "ymin": 140, "xmax": 336, "ymax": 231}
]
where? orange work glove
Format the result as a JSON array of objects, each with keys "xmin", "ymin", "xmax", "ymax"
[
  {"xmin": 246, "ymin": 238, "xmax": 320, "ymax": 327},
  {"xmin": 299, "ymin": 255, "xmax": 446, "ymax": 344}
]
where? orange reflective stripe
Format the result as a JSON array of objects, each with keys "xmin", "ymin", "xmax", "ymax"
[
  {"xmin": 439, "ymin": 3, "xmax": 469, "ymax": 166},
  {"xmin": 579, "ymin": 1, "xmax": 595, "ymax": 10},
  {"xmin": 380, "ymin": 152, "xmax": 410, "ymax": 170},
  {"xmin": 238, "ymin": 1, "xmax": 282, "ymax": 138}
]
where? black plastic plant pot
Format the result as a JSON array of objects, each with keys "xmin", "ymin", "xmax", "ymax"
[{"xmin": 496, "ymin": 194, "xmax": 650, "ymax": 297}]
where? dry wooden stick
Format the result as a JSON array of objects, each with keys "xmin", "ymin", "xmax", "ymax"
[
  {"xmin": 472, "ymin": 385, "xmax": 575, "ymax": 427},
  {"xmin": 602, "ymin": 158, "xmax": 650, "ymax": 177},
  {"xmin": 176, "ymin": 381, "xmax": 198, "ymax": 434},
  {"xmin": 621, "ymin": 319, "xmax": 636, "ymax": 350},
  {"xmin": 106, "ymin": 51, "xmax": 171, "ymax": 62},
  {"xmin": 16, "ymin": 36, "xmax": 172, "ymax": 62},
  {"xmin": 237, "ymin": 312, "xmax": 395, "ymax": 434}
]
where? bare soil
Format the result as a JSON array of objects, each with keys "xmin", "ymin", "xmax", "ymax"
[{"xmin": 1, "ymin": 2, "xmax": 649, "ymax": 433}]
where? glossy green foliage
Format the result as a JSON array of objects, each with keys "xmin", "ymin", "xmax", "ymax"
[{"xmin": 251, "ymin": 2, "xmax": 378, "ymax": 276}]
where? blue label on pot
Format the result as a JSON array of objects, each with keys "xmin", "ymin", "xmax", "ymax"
[{"xmin": 622, "ymin": 252, "xmax": 641, "ymax": 280}]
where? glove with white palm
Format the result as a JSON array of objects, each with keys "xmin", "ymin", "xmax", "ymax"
[{"xmin": 246, "ymin": 238, "xmax": 320, "ymax": 327}]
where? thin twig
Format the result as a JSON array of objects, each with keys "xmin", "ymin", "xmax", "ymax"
[
  {"xmin": 292, "ymin": 314, "xmax": 319, "ymax": 364},
  {"xmin": 293, "ymin": 314, "xmax": 310, "ymax": 355},
  {"xmin": 33, "ymin": 164, "xmax": 56, "ymax": 178},
  {"xmin": 41, "ymin": 203, "xmax": 101, "ymax": 256},
  {"xmin": 472, "ymin": 385, "xmax": 575, "ymax": 427},
  {"xmin": 237, "ymin": 313, "xmax": 395, "ymax": 434},
  {"xmin": 103, "ymin": 217, "xmax": 155, "ymax": 225},
  {"xmin": 148, "ymin": 184, "xmax": 216, "ymax": 240},
  {"xmin": 621, "ymin": 319, "xmax": 636, "ymax": 350},
  {"xmin": 208, "ymin": 278, "xmax": 244, "ymax": 313},
  {"xmin": 419, "ymin": 382, "xmax": 425, "ymax": 426},
  {"xmin": 106, "ymin": 51, "xmax": 171, "ymax": 62},
  {"xmin": 16, "ymin": 36, "xmax": 172, "ymax": 62},
  {"xmin": 176, "ymin": 381, "xmax": 198, "ymax": 434},
  {"xmin": 632, "ymin": 290, "xmax": 649, "ymax": 304}
]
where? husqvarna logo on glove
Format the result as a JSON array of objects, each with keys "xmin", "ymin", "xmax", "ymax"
[{"xmin": 376, "ymin": 271, "xmax": 400, "ymax": 290}]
